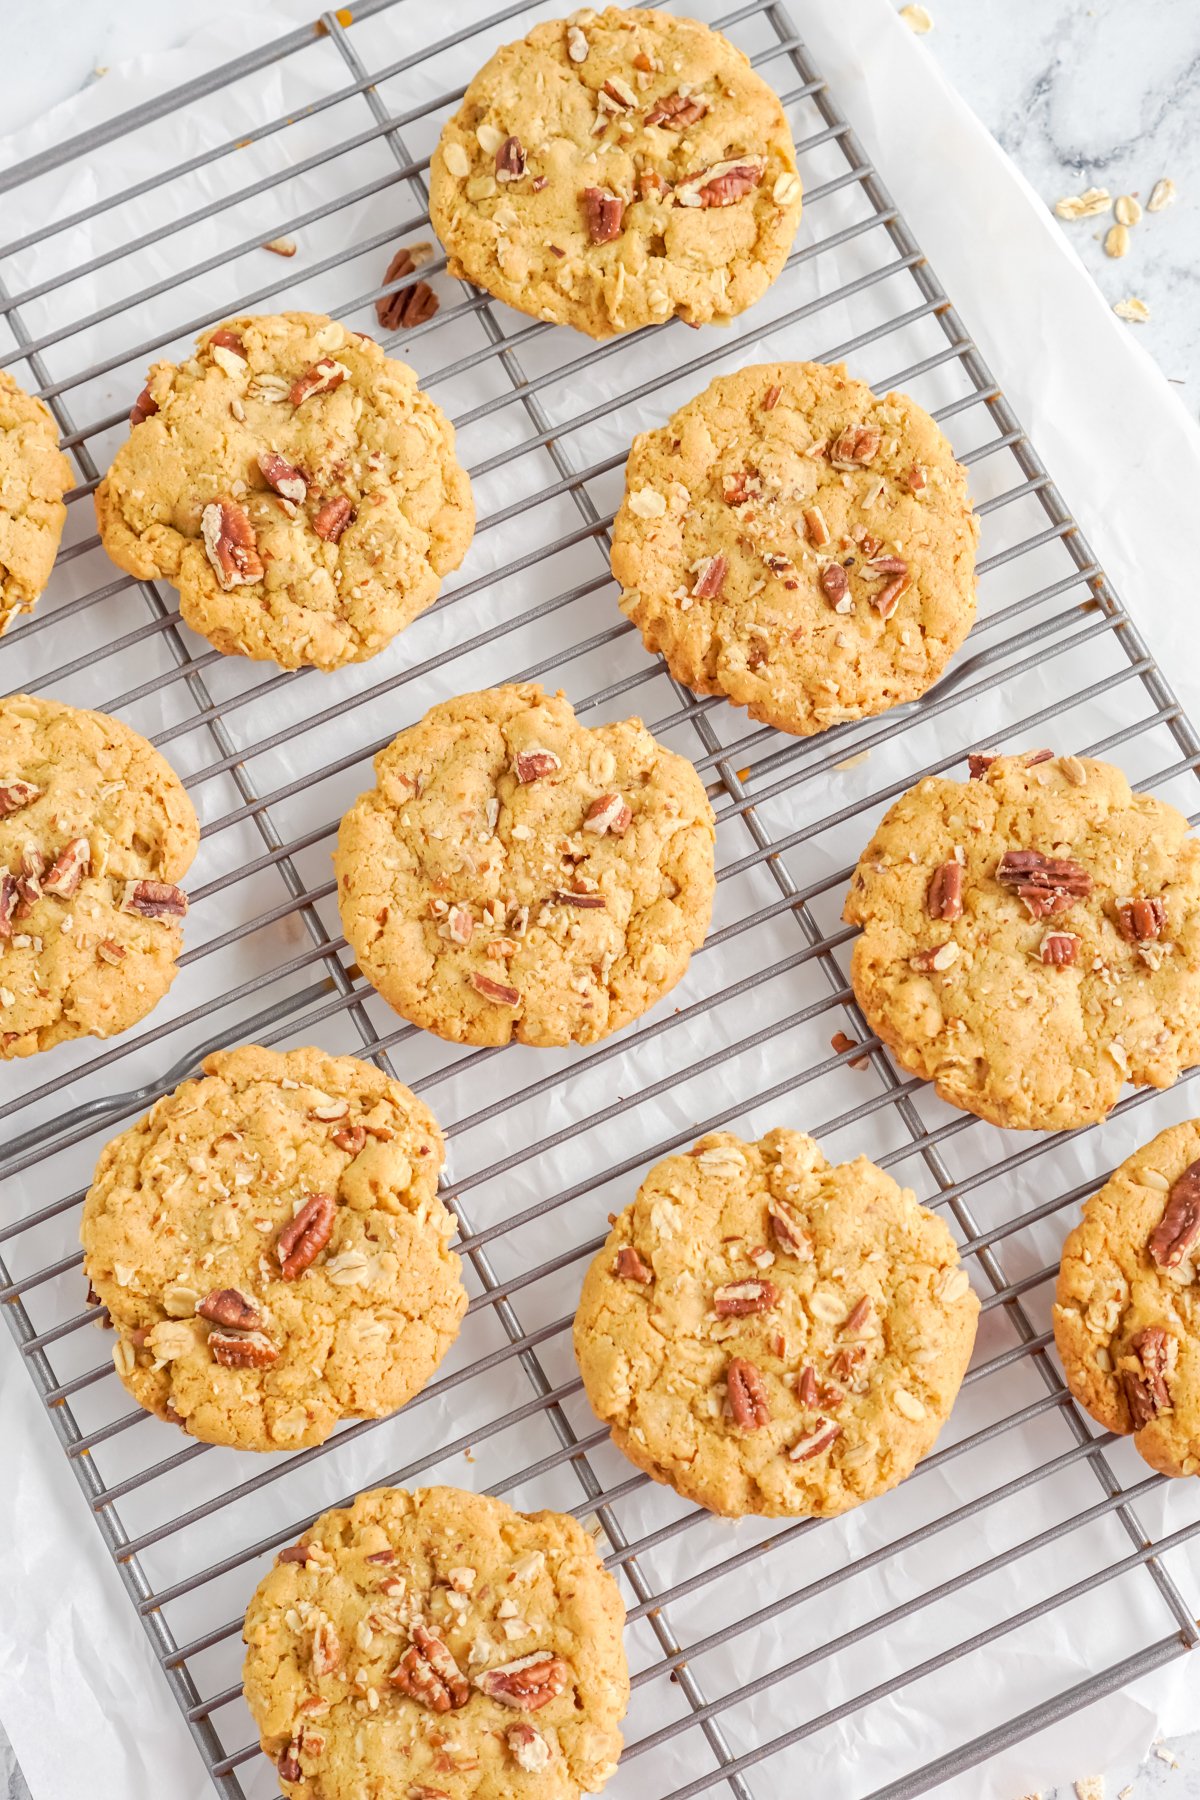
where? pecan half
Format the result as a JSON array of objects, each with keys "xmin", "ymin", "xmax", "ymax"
[
  {"xmin": 926, "ymin": 862, "xmax": 963, "ymax": 921},
  {"xmin": 1124, "ymin": 1325, "xmax": 1173, "ymax": 1428},
  {"xmin": 313, "ymin": 496, "xmax": 355, "ymax": 543},
  {"xmin": 581, "ymin": 186, "xmax": 625, "ymax": 243},
  {"xmin": 257, "ymin": 449, "xmax": 307, "ymax": 503},
  {"xmin": 613, "ymin": 1245, "xmax": 653, "ymax": 1283},
  {"xmin": 495, "ymin": 134, "xmax": 527, "ymax": 181},
  {"xmin": 470, "ymin": 971, "xmax": 521, "ymax": 1006},
  {"xmin": 201, "ymin": 498, "xmax": 264, "ymax": 590},
  {"xmin": 312, "ymin": 1618, "xmax": 342, "ymax": 1677},
  {"xmin": 507, "ymin": 1722, "xmax": 551, "ymax": 1772},
  {"xmin": 1040, "ymin": 931, "xmax": 1080, "ymax": 966},
  {"xmin": 474, "ymin": 1652, "xmax": 571, "ymax": 1711},
  {"xmin": 1148, "ymin": 1161, "xmax": 1200, "ymax": 1268},
  {"xmin": 390, "ymin": 1626, "xmax": 469, "ymax": 1712},
  {"xmin": 820, "ymin": 564, "xmax": 849, "ymax": 608},
  {"xmin": 727, "ymin": 1356, "xmax": 770, "ymax": 1429},
  {"xmin": 582, "ymin": 793, "xmax": 632, "ymax": 837},
  {"xmin": 713, "ymin": 1278, "xmax": 779, "ymax": 1318},
  {"xmin": 0, "ymin": 778, "xmax": 40, "ymax": 818},
  {"xmin": 332, "ymin": 1123, "xmax": 367, "ymax": 1154},
  {"xmin": 376, "ymin": 245, "xmax": 439, "ymax": 331},
  {"xmin": 692, "ymin": 552, "xmax": 728, "ymax": 599},
  {"xmin": 768, "ymin": 1200, "xmax": 813, "ymax": 1259},
  {"xmin": 644, "ymin": 90, "xmax": 708, "ymax": 129},
  {"xmin": 675, "ymin": 156, "xmax": 764, "ymax": 208},
  {"xmin": 209, "ymin": 1328, "xmax": 278, "ymax": 1368},
  {"xmin": 121, "ymin": 879, "xmax": 188, "ymax": 919},
  {"xmin": 995, "ymin": 849, "xmax": 1093, "ymax": 918},
  {"xmin": 278, "ymin": 1192, "xmax": 337, "ymax": 1279},
  {"xmin": 0, "ymin": 876, "xmax": 16, "ymax": 939},
  {"xmin": 42, "ymin": 836, "xmax": 90, "ymax": 898},
  {"xmin": 830, "ymin": 423, "xmax": 882, "ymax": 468},
  {"xmin": 1117, "ymin": 896, "xmax": 1167, "ymax": 942},
  {"xmin": 129, "ymin": 385, "xmax": 158, "ymax": 427},
  {"xmin": 514, "ymin": 747, "xmax": 561, "ymax": 783},
  {"xmin": 198, "ymin": 1287, "xmax": 262, "ymax": 1331},
  {"xmin": 289, "ymin": 358, "xmax": 349, "ymax": 407},
  {"xmin": 787, "ymin": 1417, "xmax": 842, "ymax": 1461}
]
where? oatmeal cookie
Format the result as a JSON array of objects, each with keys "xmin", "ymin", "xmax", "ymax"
[{"xmin": 0, "ymin": 369, "xmax": 72, "ymax": 634}]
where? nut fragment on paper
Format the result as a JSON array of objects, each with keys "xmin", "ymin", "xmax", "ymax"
[
  {"xmin": 1054, "ymin": 187, "xmax": 1111, "ymax": 221},
  {"xmin": 1147, "ymin": 177, "xmax": 1177, "ymax": 212},
  {"xmin": 1113, "ymin": 297, "xmax": 1150, "ymax": 322},
  {"xmin": 1074, "ymin": 1779, "xmax": 1104, "ymax": 1800},
  {"xmin": 899, "ymin": 4, "xmax": 933, "ymax": 30},
  {"xmin": 263, "ymin": 237, "xmax": 297, "ymax": 257}
]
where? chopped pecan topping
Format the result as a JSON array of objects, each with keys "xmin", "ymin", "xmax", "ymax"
[
  {"xmin": 121, "ymin": 879, "xmax": 188, "ymax": 919},
  {"xmin": 470, "ymin": 971, "xmax": 521, "ymax": 1006},
  {"xmin": 907, "ymin": 463, "xmax": 927, "ymax": 492},
  {"xmin": 829, "ymin": 1342, "xmax": 866, "ymax": 1384},
  {"xmin": 276, "ymin": 1541, "xmax": 312, "ymax": 1565},
  {"xmin": 495, "ymin": 135, "xmax": 527, "ymax": 180},
  {"xmin": 198, "ymin": 1287, "xmax": 262, "ymax": 1331},
  {"xmin": 675, "ymin": 156, "xmax": 765, "ymax": 208},
  {"xmin": 390, "ymin": 1626, "xmax": 469, "ymax": 1712},
  {"xmin": 332, "ymin": 1123, "xmax": 367, "ymax": 1154},
  {"xmin": 312, "ymin": 496, "xmax": 355, "ymax": 543},
  {"xmin": 278, "ymin": 1741, "xmax": 303, "ymax": 1783},
  {"xmin": 644, "ymin": 90, "xmax": 708, "ymax": 129},
  {"xmin": 873, "ymin": 572, "xmax": 910, "ymax": 619},
  {"xmin": 278, "ymin": 1192, "xmax": 337, "ymax": 1279},
  {"xmin": 613, "ymin": 1244, "xmax": 653, "ymax": 1283},
  {"xmin": 798, "ymin": 1363, "xmax": 818, "ymax": 1407},
  {"xmin": 42, "ymin": 837, "xmax": 90, "ymax": 898},
  {"xmin": 257, "ymin": 449, "xmax": 307, "ymax": 503},
  {"xmin": 713, "ymin": 1278, "xmax": 779, "ymax": 1318},
  {"xmin": 581, "ymin": 186, "xmax": 625, "ymax": 243},
  {"xmin": 968, "ymin": 752, "xmax": 997, "ymax": 779},
  {"xmin": 0, "ymin": 778, "xmax": 40, "ymax": 818},
  {"xmin": 474, "ymin": 1652, "xmax": 571, "ymax": 1711},
  {"xmin": 446, "ymin": 905, "xmax": 473, "ymax": 945},
  {"xmin": 803, "ymin": 505, "xmax": 830, "ymax": 547},
  {"xmin": 727, "ymin": 1356, "xmax": 770, "ymax": 1429},
  {"xmin": 926, "ymin": 861, "xmax": 964, "ymax": 921},
  {"xmin": 841, "ymin": 1296, "xmax": 873, "ymax": 1337},
  {"xmin": 831, "ymin": 1029, "xmax": 869, "ymax": 1069},
  {"xmin": 365, "ymin": 1548, "xmax": 395, "ymax": 1564},
  {"xmin": 1148, "ymin": 1161, "xmax": 1200, "ymax": 1268},
  {"xmin": 312, "ymin": 1618, "xmax": 342, "ymax": 1677},
  {"xmin": 97, "ymin": 938, "xmax": 126, "ymax": 966},
  {"xmin": 769, "ymin": 1200, "xmax": 813, "ymax": 1258},
  {"xmin": 552, "ymin": 888, "xmax": 606, "ymax": 908},
  {"xmin": 507, "ymin": 1723, "xmax": 551, "ymax": 1772},
  {"xmin": 830, "ymin": 423, "xmax": 882, "ymax": 468},
  {"xmin": 14, "ymin": 847, "xmax": 45, "ymax": 914},
  {"xmin": 514, "ymin": 747, "xmax": 561, "ymax": 783},
  {"xmin": 209, "ymin": 328, "xmax": 246, "ymax": 357},
  {"xmin": 0, "ymin": 875, "xmax": 16, "ymax": 939},
  {"xmin": 1117, "ymin": 896, "xmax": 1167, "ymax": 942},
  {"xmin": 582, "ymin": 793, "xmax": 632, "ymax": 837},
  {"xmin": 376, "ymin": 245, "xmax": 438, "ymax": 331},
  {"xmin": 762, "ymin": 383, "xmax": 782, "ymax": 411},
  {"xmin": 637, "ymin": 168, "xmax": 670, "ymax": 201},
  {"xmin": 819, "ymin": 564, "xmax": 849, "ymax": 608},
  {"xmin": 722, "ymin": 468, "xmax": 758, "ymax": 506},
  {"xmin": 910, "ymin": 941, "xmax": 959, "ymax": 973},
  {"xmin": 209, "ymin": 1327, "xmax": 278, "ymax": 1368},
  {"xmin": 1040, "ymin": 931, "xmax": 1080, "ymax": 966},
  {"xmin": 201, "ymin": 497, "xmax": 264, "ymax": 590},
  {"xmin": 996, "ymin": 849, "xmax": 1093, "ymax": 918},
  {"xmin": 787, "ymin": 1417, "xmax": 842, "ymax": 1461},
  {"xmin": 289, "ymin": 358, "xmax": 349, "ymax": 407},
  {"xmin": 691, "ymin": 552, "xmax": 728, "ymax": 600},
  {"xmin": 129, "ymin": 385, "xmax": 158, "ymax": 427},
  {"xmin": 600, "ymin": 74, "xmax": 637, "ymax": 110},
  {"xmin": 1124, "ymin": 1325, "xmax": 1173, "ymax": 1428}
]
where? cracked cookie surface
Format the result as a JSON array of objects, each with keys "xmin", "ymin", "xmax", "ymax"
[
  {"xmin": 844, "ymin": 753, "xmax": 1200, "ymax": 1131},
  {"xmin": 335, "ymin": 682, "xmax": 716, "ymax": 1048},
  {"xmin": 0, "ymin": 369, "xmax": 72, "ymax": 634},
  {"xmin": 573, "ymin": 1128, "xmax": 978, "ymax": 1518},
  {"xmin": 95, "ymin": 312, "xmax": 474, "ymax": 670},
  {"xmin": 81, "ymin": 1045, "xmax": 465, "ymax": 1452},
  {"xmin": 428, "ymin": 7, "xmax": 803, "ymax": 338},
  {"xmin": 611, "ymin": 361, "xmax": 978, "ymax": 736},
  {"xmin": 1055, "ymin": 1120, "xmax": 1200, "ymax": 1480},
  {"xmin": 0, "ymin": 692, "xmax": 198, "ymax": 1058},
  {"xmin": 242, "ymin": 1484, "xmax": 628, "ymax": 1799}
]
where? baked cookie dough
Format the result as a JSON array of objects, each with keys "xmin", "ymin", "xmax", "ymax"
[
  {"xmin": 574, "ymin": 1128, "xmax": 978, "ymax": 1518},
  {"xmin": 81, "ymin": 1045, "xmax": 465, "ymax": 1452},
  {"xmin": 0, "ymin": 692, "xmax": 198, "ymax": 1059},
  {"xmin": 1055, "ymin": 1121, "xmax": 1200, "ymax": 1480},
  {"xmin": 94, "ymin": 312, "xmax": 474, "ymax": 670},
  {"xmin": 335, "ymin": 682, "xmax": 716, "ymax": 1049},
  {"xmin": 0, "ymin": 369, "xmax": 72, "ymax": 634},
  {"xmin": 843, "ymin": 752, "xmax": 1200, "ymax": 1131},
  {"xmin": 429, "ymin": 7, "xmax": 803, "ymax": 338},
  {"xmin": 243, "ymin": 1484, "xmax": 628, "ymax": 1799},
  {"xmin": 611, "ymin": 361, "xmax": 978, "ymax": 736}
]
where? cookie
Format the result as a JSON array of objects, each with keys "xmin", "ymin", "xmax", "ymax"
[
  {"xmin": 574, "ymin": 1128, "xmax": 978, "ymax": 1518},
  {"xmin": 242, "ymin": 1484, "xmax": 628, "ymax": 1798},
  {"xmin": 81, "ymin": 1045, "xmax": 465, "ymax": 1452},
  {"xmin": 94, "ymin": 312, "xmax": 474, "ymax": 670},
  {"xmin": 0, "ymin": 692, "xmax": 198, "ymax": 1059},
  {"xmin": 611, "ymin": 361, "xmax": 978, "ymax": 736},
  {"xmin": 843, "ymin": 752, "xmax": 1200, "ymax": 1131},
  {"xmin": 1055, "ymin": 1121, "xmax": 1200, "ymax": 1480},
  {"xmin": 0, "ymin": 369, "xmax": 72, "ymax": 634},
  {"xmin": 335, "ymin": 682, "xmax": 716, "ymax": 1049},
  {"xmin": 428, "ymin": 7, "xmax": 803, "ymax": 339}
]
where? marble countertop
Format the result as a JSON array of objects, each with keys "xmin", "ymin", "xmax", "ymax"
[{"xmin": 3, "ymin": 4, "xmax": 1197, "ymax": 1800}]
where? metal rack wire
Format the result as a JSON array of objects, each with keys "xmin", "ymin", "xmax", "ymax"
[{"xmin": 2, "ymin": 3, "xmax": 1199, "ymax": 1797}]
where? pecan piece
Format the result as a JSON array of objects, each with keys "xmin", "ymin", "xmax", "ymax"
[
  {"xmin": 612, "ymin": 1245, "xmax": 653, "ymax": 1283},
  {"xmin": 514, "ymin": 746, "xmax": 561, "ymax": 783},
  {"xmin": 474, "ymin": 1652, "xmax": 571, "ymax": 1711},
  {"xmin": 1124, "ymin": 1325, "xmax": 1173, "ymax": 1428},
  {"xmin": 97, "ymin": 938, "xmax": 126, "ymax": 966},
  {"xmin": 1148, "ymin": 1161, "xmax": 1200, "ymax": 1268},
  {"xmin": 582, "ymin": 793, "xmax": 632, "ymax": 837},
  {"xmin": 198, "ymin": 1287, "xmax": 263, "ymax": 1331},
  {"xmin": 42, "ymin": 836, "xmax": 90, "ymax": 898},
  {"xmin": 278, "ymin": 1192, "xmax": 337, "ymax": 1279},
  {"xmin": 820, "ymin": 564, "xmax": 850, "ymax": 609},
  {"xmin": 312, "ymin": 1617, "xmax": 342, "ymax": 1677},
  {"xmin": 289, "ymin": 358, "xmax": 350, "ymax": 407},
  {"xmin": 830, "ymin": 423, "xmax": 882, "ymax": 468},
  {"xmin": 727, "ymin": 1356, "xmax": 770, "ymax": 1429},
  {"xmin": 201, "ymin": 497, "xmax": 264, "ymax": 590},
  {"xmin": 722, "ymin": 469, "xmax": 758, "ymax": 506},
  {"xmin": 507, "ymin": 1723, "xmax": 551, "ymax": 1772},
  {"xmin": 841, "ymin": 1296, "xmax": 873, "ymax": 1337},
  {"xmin": 278, "ymin": 1741, "xmax": 303, "ymax": 1783},
  {"xmin": 390, "ymin": 1626, "xmax": 469, "ymax": 1712},
  {"xmin": 376, "ymin": 246, "xmax": 438, "ymax": 332},
  {"xmin": 995, "ymin": 849, "xmax": 1092, "ymax": 918},
  {"xmin": 312, "ymin": 496, "xmax": 355, "ymax": 543},
  {"xmin": 802, "ymin": 505, "xmax": 830, "ymax": 547},
  {"xmin": 209, "ymin": 1328, "xmax": 278, "ymax": 1368},
  {"xmin": 0, "ymin": 778, "xmax": 40, "ymax": 818},
  {"xmin": 968, "ymin": 752, "xmax": 997, "ymax": 779},
  {"xmin": 787, "ymin": 1418, "xmax": 842, "ymax": 1461},
  {"xmin": 257, "ymin": 449, "xmax": 307, "ymax": 504},
  {"xmin": 552, "ymin": 888, "xmax": 606, "ymax": 909},
  {"xmin": 829, "ymin": 1342, "xmax": 866, "ymax": 1385},
  {"xmin": 332, "ymin": 1123, "xmax": 367, "ymax": 1154},
  {"xmin": 581, "ymin": 186, "xmax": 625, "ymax": 243},
  {"xmin": 873, "ymin": 572, "xmax": 910, "ymax": 619},
  {"xmin": 926, "ymin": 861, "xmax": 963, "ymax": 921},
  {"xmin": 121, "ymin": 879, "xmax": 188, "ymax": 919},
  {"xmin": 14, "ymin": 848, "xmax": 45, "ymax": 914},
  {"xmin": 644, "ymin": 90, "xmax": 708, "ymax": 129},
  {"xmin": 276, "ymin": 1540, "xmax": 312, "ymax": 1565},
  {"xmin": 691, "ymin": 552, "xmax": 728, "ymax": 600},
  {"xmin": 768, "ymin": 1200, "xmax": 813, "ymax": 1258},
  {"xmin": 0, "ymin": 876, "xmax": 16, "ymax": 939},
  {"xmin": 675, "ymin": 156, "xmax": 765, "ymax": 207},
  {"xmin": 470, "ymin": 971, "xmax": 521, "ymax": 1006},
  {"xmin": 762, "ymin": 383, "xmax": 782, "ymax": 411},
  {"xmin": 129, "ymin": 385, "xmax": 158, "ymax": 427},
  {"xmin": 1040, "ymin": 930, "xmax": 1080, "ymax": 966},
  {"xmin": 209, "ymin": 328, "xmax": 246, "ymax": 357},
  {"xmin": 495, "ymin": 135, "xmax": 527, "ymax": 181},
  {"xmin": 713, "ymin": 1278, "xmax": 779, "ymax": 1318},
  {"xmin": 1117, "ymin": 896, "xmax": 1167, "ymax": 942}
]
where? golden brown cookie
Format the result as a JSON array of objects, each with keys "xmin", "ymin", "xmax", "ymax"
[
  {"xmin": 0, "ymin": 692, "xmax": 198, "ymax": 1058},
  {"xmin": 0, "ymin": 370, "xmax": 72, "ymax": 634},
  {"xmin": 843, "ymin": 752, "xmax": 1200, "ymax": 1131},
  {"xmin": 81, "ymin": 1045, "xmax": 465, "ymax": 1452},
  {"xmin": 611, "ymin": 361, "xmax": 978, "ymax": 735},
  {"xmin": 574, "ymin": 1128, "xmax": 979, "ymax": 1518},
  {"xmin": 335, "ymin": 682, "xmax": 716, "ymax": 1049},
  {"xmin": 428, "ymin": 7, "xmax": 803, "ymax": 338},
  {"xmin": 242, "ymin": 1484, "xmax": 628, "ymax": 1799},
  {"xmin": 1055, "ymin": 1121, "xmax": 1200, "ymax": 1479},
  {"xmin": 94, "ymin": 312, "xmax": 474, "ymax": 670}
]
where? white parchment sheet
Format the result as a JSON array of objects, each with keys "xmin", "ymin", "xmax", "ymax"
[{"xmin": 2, "ymin": 4, "xmax": 1200, "ymax": 1799}]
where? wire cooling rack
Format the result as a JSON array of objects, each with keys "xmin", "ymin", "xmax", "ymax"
[{"xmin": 2, "ymin": 3, "xmax": 1200, "ymax": 1797}]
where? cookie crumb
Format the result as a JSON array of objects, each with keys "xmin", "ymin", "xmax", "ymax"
[
  {"xmin": 1074, "ymin": 1780, "xmax": 1104, "ymax": 1800},
  {"xmin": 899, "ymin": 3, "xmax": 933, "ymax": 29}
]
